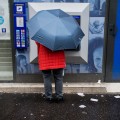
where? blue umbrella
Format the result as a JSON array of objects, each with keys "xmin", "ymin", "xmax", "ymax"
[{"xmin": 27, "ymin": 9, "xmax": 85, "ymax": 51}]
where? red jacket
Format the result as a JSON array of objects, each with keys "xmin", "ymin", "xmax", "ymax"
[{"xmin": 36, "ymin": 42, "xmax": 66, "ymax": 70}]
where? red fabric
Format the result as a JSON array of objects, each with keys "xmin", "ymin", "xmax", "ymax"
[{"xmin": 36, "ymin": 42, "xmax": 66, "ymax": 70}]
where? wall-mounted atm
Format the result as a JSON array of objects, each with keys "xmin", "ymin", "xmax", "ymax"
[{"xmin": 28, "ymin": 3, "xmax": 89, "ymax": 64}]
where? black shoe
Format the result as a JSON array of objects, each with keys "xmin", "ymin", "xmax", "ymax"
[
  {"xmin": 45, "ymin": 97, "xmax": 54, "ymax": 103},
  {"xmin": 54, "ymin": 97, "xmax": 64, "ymax": 103},
  {"xmin": 42, "ymin": 94, "xmax": 53, "ymax": 103},
  {"xmin": 42, "ymin": 94, "xmax": 46, "ymax": 99}
]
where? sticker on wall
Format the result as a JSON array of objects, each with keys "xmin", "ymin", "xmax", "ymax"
[
  {"xmin": 0, "ymin": 5, "xmax": 4, "ymax": 16},
  {"xmin": 2, "ymin": 28, "xmax": 6, "ymax": 33},
  {"xmin": 16, "ymin": 17, "xmax": 24, "ymax": 27},
  {"xmin": 0, "ymin": 16, "xmax": 4, "ymax": 25},
  {"xmin": 16, "ymin": 5, "xmax": 23, "ymax": 12}
]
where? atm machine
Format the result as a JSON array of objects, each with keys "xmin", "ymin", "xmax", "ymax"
[{"xmin": 28, "ymin": 3, "xmax": 89, "ymax": 64}]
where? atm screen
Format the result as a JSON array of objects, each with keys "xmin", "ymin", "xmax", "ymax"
[
  {"xmin": 65, "ymin": 15, "xmax": 81, "ymax": 51},
  {"xmin": 73, "ymin": 15, "xmax": 80, "ymax": 25}
]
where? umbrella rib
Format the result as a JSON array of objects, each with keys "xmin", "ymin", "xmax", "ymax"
[
  {"xmin": 53, "ymin": 21, "xmax": 58, "ymax": 50},
  {"xmin": 59, "ymin": 18, "xmax": 75, "ymax": 34}
]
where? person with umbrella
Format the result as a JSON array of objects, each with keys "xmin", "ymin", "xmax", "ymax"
[{"xmin": 27, "ymin": 9, "xmax": 84, "ymax": 103}]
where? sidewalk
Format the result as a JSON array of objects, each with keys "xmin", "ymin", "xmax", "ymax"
[{"xmin": 0, "ymin": 93, "xmax": 120, "ymax": 120}]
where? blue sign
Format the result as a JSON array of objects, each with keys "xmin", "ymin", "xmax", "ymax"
[
  {"xmin": 0, "ymin": 16, "xmax": 4, "ymax": 25},
  {"xmin": 14, "ymin": 2, "xmax": 27, "ymax": 49}
]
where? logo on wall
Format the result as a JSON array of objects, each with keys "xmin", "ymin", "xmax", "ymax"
[
  {"xmin": 0, "ymin": 16, "xmax": 4, "ymax": 25},
  {"xmin": 16, "ymin": 6, "xmax": 23, "ymax": 12},
  {"xmin": 2, "ymin": 28, "xmax": 6, "ymax": 33}
]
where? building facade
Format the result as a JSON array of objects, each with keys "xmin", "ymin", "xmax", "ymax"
[{"xmin": 0, "ymin": 0, "xmax": 120, "ymax": 83}]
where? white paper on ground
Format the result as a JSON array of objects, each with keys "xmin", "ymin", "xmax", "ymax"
[
  {"xmin": 82, "ymin": 111, "xmax": 87, "ymax": 114},
  {"xmin": 90, "ymin": 98, "xmax": 98, "ymax": 102},
  {"xmin": 114, "ymin": 95, "xmax": 120, "ymax": 98},
  {"xmin": 79, "ymin": 105, "xmax": 86, "ymax": 108},
  {"xmin": 101, "ymin": 95, "xmax": 104, "ymax": 97},
  {"xmin": 72, "ymin": 104, "xmax": 75, "ymax": 106},
  {"xmin": 77, "ymin": 93, "xmax": 85, "ymax": 97}
]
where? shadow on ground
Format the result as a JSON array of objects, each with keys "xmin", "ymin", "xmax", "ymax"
[{"xmin": 0, "ymin": 93, "xmax": 120, "ymax": 120}]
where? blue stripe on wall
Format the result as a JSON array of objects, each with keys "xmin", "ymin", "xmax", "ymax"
[{"xmin": 112, "ymin": 0, "xmax": 120, "ymax": 80}]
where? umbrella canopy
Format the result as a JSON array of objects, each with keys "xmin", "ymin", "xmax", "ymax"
[{"xmin": 27, "ymin": 9, "xmax": 85, "ymax": 51}]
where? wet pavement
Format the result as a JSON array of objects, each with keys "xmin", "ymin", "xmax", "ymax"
[{"xmin": 0, "ymin": 93, "xmax": 120, "ymax": 120}]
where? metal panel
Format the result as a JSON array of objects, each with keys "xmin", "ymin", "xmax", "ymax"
[{"xmin": 105, "ymin": 0, "xmax": 118, "ymax": 82}]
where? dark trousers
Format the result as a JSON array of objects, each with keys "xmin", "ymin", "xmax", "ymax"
[{"xmin": 42, "ymin": 68, "xmax": 64, "ymax": 98}]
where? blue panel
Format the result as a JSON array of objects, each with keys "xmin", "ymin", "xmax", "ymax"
[
  {"xmin": 112, "ymin": 0, "xmax": 120, "ymax": 79},
  {"xmin": 14, "ymin": 3, "xmax": 27, "ymax": 49}
]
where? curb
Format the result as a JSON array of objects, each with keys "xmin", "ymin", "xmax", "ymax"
[{"xmin": 0, "ymin": 83, "xmax": 120, "ymax": 94}]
